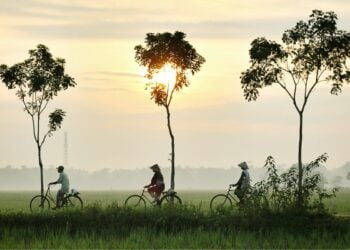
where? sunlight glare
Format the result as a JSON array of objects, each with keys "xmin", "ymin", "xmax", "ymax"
[{"xmin": 141, "ymin": 64, "xmax": 177, "ymax": 90}]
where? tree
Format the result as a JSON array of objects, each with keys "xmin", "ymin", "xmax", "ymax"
[
  {"xmin": 0, "ymin": 44, "xmax": 76, "ymax": 198},
  {"xmin": 135, "ymin": 31, "xmax": 205, "ymax": 190},
  {"xmin": 240, "ymin": 10, "xmax": 350, "ymax": 206}
]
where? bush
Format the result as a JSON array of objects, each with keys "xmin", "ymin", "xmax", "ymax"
[{"xmin": 252, "ymin": 154, "xmax": 338, "ymax": 212}]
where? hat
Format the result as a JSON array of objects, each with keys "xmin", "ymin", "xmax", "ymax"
[
  {"xmin": 57, "ymin": 165, "xmax": 64, "ymax": 171},
  {"xmin": 150, "ymin": 164, "xmax": 161, "ymax": 172},
  {"xmin": 238, "ymin": 162, "xmax": 249, "ymax": 170}
]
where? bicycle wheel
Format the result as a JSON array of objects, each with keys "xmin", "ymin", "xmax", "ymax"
[
  {"xmin": 30, "ymin": 195, "xmax": 50, "ymax": 212},
  {"xmin": 124, "ymin": 195, "xmax": 146, "ymax": 207},
  {"xmin": 210, "ymin": 194, "xmax": 233, "ymax": 211},
  {"xmin": 159, "ymin": 194, "xmax": 182, "ymax": 206},
  {"xmin": 64, "ymin": 195, "xmax": 83, "ymax": 209}
]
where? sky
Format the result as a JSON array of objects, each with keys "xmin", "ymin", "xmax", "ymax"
[{"xmin": 0, "ymin": 0, "xmax": 349, "ymax": 172}]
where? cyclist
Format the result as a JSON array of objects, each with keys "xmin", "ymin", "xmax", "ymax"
[
  {"xmin": 144, "ymin": 164, "xmax": 165, "ymax": 204},
  {"xmin": 230, "ymin": 161, "xmax": 251, "ymax": 204},
  {"xmin": 49, "ymin": 165, "xmax": 70, "ymax": 209}
]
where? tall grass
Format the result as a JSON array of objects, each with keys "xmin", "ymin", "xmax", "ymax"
[
  {"xmin": 1, "ymin": 190, "xmax": 350, "ymax": 248},
  {"xmin": 0, "ymin": 204, "xmax": 350, "ymax": 248},
  {"xmin": 1, "ymin": 227, "xmax": 350, "ymax": 249}
]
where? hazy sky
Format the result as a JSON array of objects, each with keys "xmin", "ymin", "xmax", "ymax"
[{"xmin": 0, "ymin": 0, "xmax": 349, "ymax": 171}]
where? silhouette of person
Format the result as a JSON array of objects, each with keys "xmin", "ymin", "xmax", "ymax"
[
  {"xmin": 144, "ymin": 164, "xmax": 165, "ymax": 203},
  {"xmin": 49, "ymin": 165, "xmax": 70, "ymax": 208},
  {"xmin": 230, "ymin": 161, "xmax": 251, "ymax": 204}
]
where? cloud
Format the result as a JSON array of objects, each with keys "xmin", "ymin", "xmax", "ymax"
[
  {"xmin": 1, "ymin": 0, "xmax": 350, "ymax": 39},
  {"xmin": 79, "ymin": 86, "xmax": 133, "ymax": 93},
  {"xmin": 89, "ymin": 71, "xmax": 141, "ymax": 78},
  {"xmin": 8, "ymin": 19, "xmax": 297, "ymax": 39}
]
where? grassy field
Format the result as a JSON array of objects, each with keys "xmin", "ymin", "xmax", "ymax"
[
  {"xmin": 0, "ymin": 189, "xmax": 220, "ymax": 212},
  {"xmin": 0, "ymin": 189, "xmax": 349, "ymax": 214},
  {"xmin": 0, "ymin": 189, "xmax": 349, "ymax": 249}
]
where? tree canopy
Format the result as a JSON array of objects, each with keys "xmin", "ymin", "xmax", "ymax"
[
  {"xmin": 241, "ymin": 10, "xmax": 350, "ymax": 106},
  {"xmin": 135, "ymin": 31, "xmax": 205, "ymax": 106},
  {"xmin": 240, "ymin": 10, "xmax": 350, "ymax": 207}
]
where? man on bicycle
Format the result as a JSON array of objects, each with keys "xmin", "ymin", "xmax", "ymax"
[
  {"xmin": 49, "ymin": 165, "xmax": 70, "ymax": 208},
  {"xmin": 230, "ymin": 161, "xmax": 251, "ymax": 204},
  {"xmin": 144, "ymin": 164, "xmax": 165, "ymax": 204}
]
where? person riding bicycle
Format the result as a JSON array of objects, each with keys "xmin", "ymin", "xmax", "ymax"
[
  {"xmin": 144, "ymin": 164, "xmax": 165, "ymax": 204},
  {"xmin": 48, "ymin": 165, "xmax": 70, "ymax": 209},
  {"xmin": 230, "ymin": 161, "xmax": 251, "ymax": 204}
]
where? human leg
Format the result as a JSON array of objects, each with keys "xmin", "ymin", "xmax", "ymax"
[{"xmin": 56, "ymin": 190, "xmax": 65, "ymax": 207}]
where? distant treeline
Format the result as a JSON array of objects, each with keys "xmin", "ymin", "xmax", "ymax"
[{"xmin": 0, "ymin": 163, "xmax": 349, "ymax": 190}]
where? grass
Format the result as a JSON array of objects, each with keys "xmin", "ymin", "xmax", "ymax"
[
  {"xmin": 1, "ymin": 204, "xmax": 350, "ymax": 249},
  {"xmin": 0, "ymin": 189, "xmax": 221, "ymax": 212},
  {"xmin": 0, "ymin": 189, "xmax": 349, "ymax": 248},
  {"xmin": 1, "ymin": 188, "xmax": 349, "ymax": 214},
  {"xmin": 1, "ymin": 227, "xmax": 350, "ymax": 249}
]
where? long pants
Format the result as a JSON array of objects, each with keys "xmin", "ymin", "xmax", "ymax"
[{"xmin": 56, "ymin": 190, "xmax": 65, "ymax": 207}]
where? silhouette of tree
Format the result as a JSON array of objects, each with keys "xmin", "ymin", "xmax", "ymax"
[
  {"xmin": 0, "ymin": 44, "xmax": 76, "ymax": 197},
  {"xmin": 135, "ymin": 31, "xmax": 205, "ymax": 190},
  {"xmin": 241, "ymin": 10, "xmax": 350, "ymax": 206}
]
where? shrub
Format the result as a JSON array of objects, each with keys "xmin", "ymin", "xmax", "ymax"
[{"xmin": 252, "ymin": 154, "xmax": 338, "ymax": 212}]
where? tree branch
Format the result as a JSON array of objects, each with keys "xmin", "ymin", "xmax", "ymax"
[
  {"xmin": 167, "ymin": 86, "xmax": 176, "ymax": 106},
  {"xmin": 31, "ymin": 115, "xmax": 38, "ymax": 143},
  {"xmin": 302, "ymin": 68, "xmax": 323, "ymax": 112},
  {"xmin": 304, "ymin": 75, "xmax": 309, "ymax": 100},
  {"xmin": 40, "ymin": 131, "xmax": 50, "ymax": 147},
  {"xmin": 40, "ymin": 99, "xmax": 50, "ymax": 114},
  {"xmin": 277, "ymin": 81, "xmax": 301, "ymax": 113}
]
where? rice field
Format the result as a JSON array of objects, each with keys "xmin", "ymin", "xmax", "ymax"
[
  {"xmin": 0, "ymin": 189, "xmax": 349, "ymax": 214},
  {"xmin": 0, "ymin": 189, "xmax": 349, "ymax": 249}
]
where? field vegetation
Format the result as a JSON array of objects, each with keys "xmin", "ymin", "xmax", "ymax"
[{"xmin": 0, "ymin": 189, "xmax": 350, "ymax": 248}]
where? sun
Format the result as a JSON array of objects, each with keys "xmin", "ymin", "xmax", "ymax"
[{"xmin": 140, "ymin": 64, "xmax": 177, "ymax": 90}]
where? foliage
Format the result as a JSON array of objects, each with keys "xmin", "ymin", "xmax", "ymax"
[
  {"xmin": 240, "ymin": 10, "xmax": 350, "ymax": 206},
  {"xmin": 134, "ymin": 31, "xmax": 205, "ymax": 190},
  {"xmin": 0, "ymin": 44, "xmax": 76, "ymax": 196},
  {"xmin": 241, "ymin": 10, "xmax": 350, "ymax": 102},
  {"xmin": 253, "ymin": 154, "xmax": 338, "ymax": 212},
  {"xmin": 0, "ymin": 44, "xmax": 75, "ymax": 145},
  {"xmin": 0, "ymin": 204, "xmax": 348, "ymax": 234},
  {"xmin": 135, "ymin": 31, "xmax": 205, "ymax": 107}
]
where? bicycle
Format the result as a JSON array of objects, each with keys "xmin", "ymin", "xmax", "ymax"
[
  {"xmin": 124, "ymin": 188, "xmax": 182, "ymax": 207},
  {"xmin": 29, "ymin": 185, "xmax": 83, "ymax": 212},
  {"xmin": 210, "ymin": 185, "xmax": 267, "ymax": 211}
]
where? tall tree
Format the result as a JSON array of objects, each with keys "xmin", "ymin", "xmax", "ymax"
[
  {"xmin": 0, "ymin": 44, "xmax": 76, "ymax": 198},
  {"xmin": 135, "ymin": 31, "xmax": 205, "ymax": 190},
  {"xmin": 241, "ymin": 10, "xmax": 350, "ymax": 206}
]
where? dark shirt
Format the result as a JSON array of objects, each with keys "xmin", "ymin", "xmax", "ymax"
[
  {"xmin": 150, "ymin": 172, "xmax": 164, "ymax": 186},
  {"xmin": 236, "ymin": 171, "xmax": 246, "ymax": 188}
]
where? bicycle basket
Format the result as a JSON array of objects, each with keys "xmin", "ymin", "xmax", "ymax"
[{"xmin": 70, "ymin": 188, "xmax": 80, "ymax": 195}]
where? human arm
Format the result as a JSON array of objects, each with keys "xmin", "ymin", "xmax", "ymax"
[
  {"xmin": 49, "ymin": 174, "xmax": 63, "ymax": 186},
  {"xmin": 230, "ymin": 172, "xmax": 245, "ymax": 187},
  {"xmin": 145, "ymin": 173, "xmax": 158, "ymax": 188}
]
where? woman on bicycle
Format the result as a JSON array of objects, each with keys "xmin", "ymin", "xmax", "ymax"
[
  {"xmin": 230, "ymin": 161, "xmax": 251, "ymax": 204},
  {"xmin": 144, "ymin": 164, "xmax": 165, "ymax": 203}
]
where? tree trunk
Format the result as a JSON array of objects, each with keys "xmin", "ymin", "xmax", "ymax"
[
  {"xmin": 297, "ymin": 112, "xmax": 303, "ymax": 206},
  {"xmin": 38, "ymin": 145, "xmax": 44, "ymax": 198},
  {"xmin": 165, "ymin": 105, "xmax": 175, "ymax": 190}
]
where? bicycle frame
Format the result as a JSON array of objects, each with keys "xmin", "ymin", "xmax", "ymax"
[
  {"xmin": 140, "ymin": 188, "xmax": 171, "ymax": 204},
  {"xmin": 225, "ymin": 186, "xmax": 240, "ymax": 204},
  {"xmin": 139, "ymin": 189, "xmax": 154, "ymax": 204},
  {"xmin": 44, "ymin": 185, "xmax": 69, "ymax": 206},
  {"xmin": 40, "ymin": 186, "xmax": 56, "ymax": 205}
]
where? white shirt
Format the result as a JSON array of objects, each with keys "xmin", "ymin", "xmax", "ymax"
[{"xmin": 57, "ymin": 172, "xmax": 70, "ymax": 193}]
